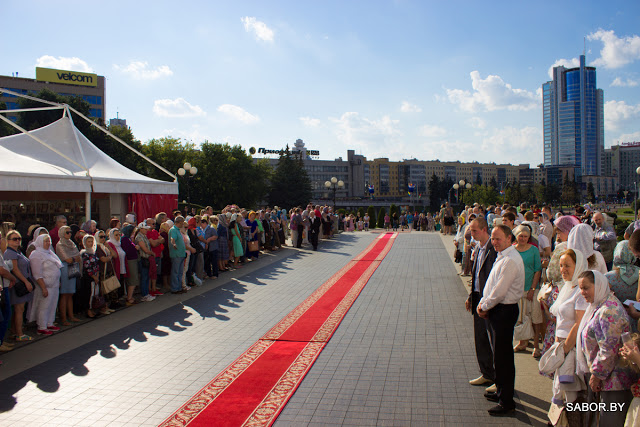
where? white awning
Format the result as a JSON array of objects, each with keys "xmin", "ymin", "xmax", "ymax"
[{"xmin": 0, "ymin": 117, "xmax": 178, "ymax": 194}]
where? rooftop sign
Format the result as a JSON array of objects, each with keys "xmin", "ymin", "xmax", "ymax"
[{"xmin": 36, "ymin": 67, "xmax": 98, "ymax": 87}]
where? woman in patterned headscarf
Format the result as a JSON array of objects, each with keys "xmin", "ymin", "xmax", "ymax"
[
  {"xmin": 56, "ymin": 225, "xmax": 81, "ymax": 325},
  {"xmin": 605, "ymin": 241, "xmax": 639, "ymax": 330}
]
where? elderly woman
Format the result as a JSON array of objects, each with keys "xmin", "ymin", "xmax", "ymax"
[
  {"xmin": 56, "ymin": 225, "xmax": 82, "ymax": 325},
  {"xmin": 606, "ymin": 241, "xmax": 639, "ymax": 305},
  {"xmin": 27, "ymin": 234, "xmax": 62, "ymax": 335},
  {"xmin": 120, "ymin": 225, "xmax": 140, "ymax": 305},
  {"xmin": 217, "ymin": 214, "xmax": 230, "ymax": 272},
  {"xmin": 159, "ymin": 221, "xmax": 173, "ymax": 292},
  {"xmin": 229, "ymin": 214, "xmax": 244, "ymax": 269},
  {"xmin": 94, "ymin": 230, "xmax": 117, "ymax": 312},
  {"xmin": 135, "ymin": 222, "xmax": 156, "ymax": 302},
  {"xmin": 80, "ymin": 234, "xmax": 105, "ymax": 317},
  {"xmin": 513, "ymin": 224, "xmax": 543, "ymax": 356},
  {"xmin": 453, "ymin": 216, "xmax": 466, "ymax": 269},
  {"xmin": 568, "ymin": 223, "xmax": 608, "ymax": 275},
  {"xmin": 107, "ymin": 228, "xmax": 131, "ymax": 305},
  {"xmin": 4, "ymin": 230, "xmax": 35, "ymax": 340},
  {"xmin": 539, "ymin": 216, "xmax": 582, "ymax": 355},
  {"xmin": 576, "ymin": 270, "xmax": 637, "ymax": 425},
  {"xmin": 245, "ymin": 211, "xmax": 260, "ymax": 260}
]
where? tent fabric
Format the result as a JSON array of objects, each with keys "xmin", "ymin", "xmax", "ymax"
[
  {"xmin": 128, "ymin": 193, "xmax": 177, "ymax": 223},
  {"xmin": 0, "ymin": 117, "xmax": 178, "ymax": 194}
]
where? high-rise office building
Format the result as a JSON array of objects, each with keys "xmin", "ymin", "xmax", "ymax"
[{"xmin": 543, "ymin": 55, "xmax": 604, "ymax": 177}]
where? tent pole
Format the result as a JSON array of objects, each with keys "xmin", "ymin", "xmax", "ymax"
[{"xmin": 86, "ymin": 192, "xmax": 91, "ymax": 224}]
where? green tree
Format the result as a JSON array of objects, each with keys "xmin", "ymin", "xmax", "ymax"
[
  {"xmin": 377, "ymin": 207, "xmax": 386, "ymax": 228},
  {"xmin": 428, "ymin": 173, "xmax": 441, "ymax": 211},
  {"xmin": 389, "ymin": 204, "xmax": 399, "ymax": 220},
  {"xmin": 489, "ymin": 176, "xmax": 498, "ymax": 189},
  {"xmin": 268, "ymin": 146, "xmax": 312, "ymax": 208},
  {"xmin": 357, "ymin": 207, "xmax": 365, "ymax": 218},
  {"xmin": 366, "ymin": 205, "xmax": 377, "ymax": 229},
  {"xmin": 0, "ymin": 101, "xmax": 17, "ymax": 137}
]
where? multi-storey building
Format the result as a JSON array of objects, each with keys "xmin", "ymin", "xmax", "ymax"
[
  {"xmin": 0, "ymin": 67, "xmax": 106, "ymax": 122},
  {"xmin": 604, "ymin": 142, "xmax": 640, "ymax": 194},
  {"xmin": 543, "ymin": 55, "xmax": 604, "ymax": 178}
]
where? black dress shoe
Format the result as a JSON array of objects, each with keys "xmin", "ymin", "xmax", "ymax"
[
  {"xmin": 488, "ymin": 404, "xmax": 515, "ymax": 416},
  {"xmin": 484, "ymin": 391, "xmax": 499, "ymax": 402}
]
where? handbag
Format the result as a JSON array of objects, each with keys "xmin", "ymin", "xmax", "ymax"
[
  {"xmin": 13, "ymin": 279, "xmax": 33, "ymax": 297},
  {"xmin": 67, "ymin": 262, "xmax": 81, "ymax": 279},
  {"xmin": 514, "ymin": 299, "xmax": 534, "ymax": 341},
  {"xmin": 248, "ymin": 240, "xmax": 259, "ymax": 252},
  {"xmin": 100, "ymin": 262, "xmax": 121, "ymax": 294},
  {"xmin": 90, "ymin": 281, "xmax": 106, "ymax": 311}
]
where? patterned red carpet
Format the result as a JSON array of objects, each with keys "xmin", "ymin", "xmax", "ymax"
[{"xmin": 159, "ymin": 232, "xmax": 397, "ymax": 427}]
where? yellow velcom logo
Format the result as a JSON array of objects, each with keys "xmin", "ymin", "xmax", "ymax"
[{"xmin": 36, "ymin": 67, "xmax": 98, "ymax": 87}]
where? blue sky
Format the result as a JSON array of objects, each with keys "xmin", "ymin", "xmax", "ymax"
[{"xmin": 4, "ymin": 1, "xmax": 640, "ymax": 166}]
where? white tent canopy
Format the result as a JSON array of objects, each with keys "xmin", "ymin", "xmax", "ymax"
[{"xmin": 0, "ymin": 116, "xmax": 177, "ymax": 194}]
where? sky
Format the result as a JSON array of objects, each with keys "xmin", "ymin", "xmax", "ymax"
[{"xmin": 3, "ymin": 1, "xmax": 640, "ymax": 167}]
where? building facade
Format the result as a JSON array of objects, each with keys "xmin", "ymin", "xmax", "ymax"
[
  {"xmin": 0, "ymin": 67, "xmax": 106, "ymax": 122},
  {"xmin": 543, "ymin": 55, "xmax": 604, "ymax": 177},
  {"xmin": 604, "ymin": 142, "xmax": 640, "ymax": 194}
]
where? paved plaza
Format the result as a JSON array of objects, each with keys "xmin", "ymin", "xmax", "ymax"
[{"xmin": 0, "ymin": 232, "xmax": 550, "ymax": 426}]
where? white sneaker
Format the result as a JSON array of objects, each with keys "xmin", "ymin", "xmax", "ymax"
[{"xmin": 141, "ymin": 295, "xmax": 155, "ymax": 302}]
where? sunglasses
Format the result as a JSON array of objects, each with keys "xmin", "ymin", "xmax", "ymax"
[
  {"xmin": 9, "ymin": 237, "xmax": 22, "ymax": 241},
  {"xmin": 98, "ymin": 236, "xmax": 105, "ymax": 239},
  {"xmin": 65, "ymin": 231, "xmax": 72, "ymax": 234}
]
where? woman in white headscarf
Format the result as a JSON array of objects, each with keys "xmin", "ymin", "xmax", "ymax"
[
  {"xmin": 568, "ymin": 223, "xmax": 608, "ymax": 274},
  {"xmin": 28, "ymin": 234, "xmax": 62, "ymax": 334},
  {"xmin": 551, "ymin": 249, "xmax": 588, "ymax": 354},
  {"xmin": 576, "ymin": 270, "xmax": 637, "ymax": 426}
]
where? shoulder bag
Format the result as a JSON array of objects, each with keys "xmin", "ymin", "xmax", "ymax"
[
  {"xmin": 100, "ymin": 261, "xmax": 121, "ymax": 295},
  {"xmin": 513, "ymin": 299, "xmax": 534, "ymax": 341},
  {"xmin": 67, "ymin": 262, "xmax": 82, "ymax": 279}
]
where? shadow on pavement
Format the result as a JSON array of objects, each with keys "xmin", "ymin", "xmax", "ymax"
[{"xmin": 0, "ymin": 233, "xmax": 362, "ymax": 413}]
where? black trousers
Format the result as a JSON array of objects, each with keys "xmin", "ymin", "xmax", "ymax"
[
  {"xmin": 296, "ymin": 224, "xmax": 304, "ymax": 248},
  {"xmin": 472, "ymin": 292, "xmax": 495, "ymax": 382},
  {"xmin": 204, "ymin": 250, "xmax": 219, "ymax": 277},
  {"xmin": 309, "ymin": 231, "xmax": 319, "ymax": 250},
  {"xmin": 485, "ymin": 303, "xmax": 519, "ymax": 408}
]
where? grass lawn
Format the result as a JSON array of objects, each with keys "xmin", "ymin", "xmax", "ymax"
[{"xmin": 615, "ymin": 207, "xmax": 635, "ymax": 222}]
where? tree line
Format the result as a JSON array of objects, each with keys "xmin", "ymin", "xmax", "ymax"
[{"xmin": 0, "ymin": 89, "xmax": 312, "ymax": 210}]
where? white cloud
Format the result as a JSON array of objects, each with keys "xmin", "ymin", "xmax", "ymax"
[
  {"xmin": 611, "ymin": 77, "xmax": 639, "ymax": 87},
  {"xmin": 330, "ymin": 112, "xmax": 403, "ymax": 157},
  {"xmin": 400, "ymin": 101, "xmax": 422, "ymax": 113},
  {"xmin": 468, "ymin": 117, "xmax": 486, "ymax": 129},
  {"xmin": 35, "ymin": 55, "xmax": 93, "ymax": 72},
  {"xmin": 605, "ymin": 100, "xmax": 640, "ymax": 131},
  {"xmin": 300, "ymin": 116, "xmax": 321, "ymax": 128},
  {"xmin": 547, "ymin": 57, "xmax": 580, "ymax": 79},
  {"xmin": 241, "ymin": 17, "xmax": 274, "ymax": 42},
  {"xmin": 418, "ymin": 124, "xmax": 447, "ymax": 137},
  {"xmin": 153, "ymin": 98, "xmax": 206, "ymax": 118},
  {"xmin": 588, "ymin": 29, "xmax": 640, "ymax": 69},
  {"xmin": 217, "ymin": 104, "xmax": 260, "ymax": 124},
  {"xmin": 113, "ymin": 61, "xmax": 173, "ymax": 80},
  {"xmin": 446, "ymin": 71, "xmax": 538, "ymax": 113},
  {"xmin": 480, "ymin": 126, "xmax": 543, "ymax": 164}
]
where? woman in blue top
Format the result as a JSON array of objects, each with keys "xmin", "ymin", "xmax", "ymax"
[
  {"xmin": 217, "ymin": 214, "xmax": 230, "ymax": 271},
  {"xmin": 245, "ymin": 211, "xmax": 260, "ymax": 260},
  {"xmin": 513, "ymin": 224, "xmax": 543, "ymax": 356}
]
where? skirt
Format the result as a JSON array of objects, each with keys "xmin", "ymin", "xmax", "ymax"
[
  {"xmin": 218, "ymin": 236, "xmax": 230, "ymax": 260},
  {"xmin": 127, "ymin": 259, "xmax": 140, "ymax": 287},
  {"xmin": 232, "ymin": 236, "xmax": 244, "ymax": 257},
  {"xmin": 59, "ymin": 263, "xmax": 77, "ymax": 294},
  {"xmin": 444, "ymin": 217, "xmax": 454, "ymax": 226}
]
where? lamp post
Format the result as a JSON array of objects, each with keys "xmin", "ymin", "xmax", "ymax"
[
  {"xmin": 177, "ymin": 162, "xmax": 198, "ymax": 214},
  {"xmin": 453, "ymin": 183, "xmax": 459, "ymax": 204},
  {"xmin": 635, "ymin": 166, "xmax": 640, "ymax": 221},
  {"xmin": 324, "ymin": 177, "xmax": 344, "ymax": 211}
]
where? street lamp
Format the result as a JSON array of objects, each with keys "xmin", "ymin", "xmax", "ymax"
[
  {"xmin": 177, "ymin": 162, "xmax": 198, "ymax": 214},
  {"xmin": 453, "ymin": 183, "xmax": 459, "ymax": 204},
  {"xmin": 324, "ymin": 177, "xmax": 344, "ymax": 211},
  {"xmin": 635, "ymin": 166, "xmax": 640, "ymax": 220}
]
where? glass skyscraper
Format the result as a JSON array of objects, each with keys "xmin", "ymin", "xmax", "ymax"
[{"xmin": 543, "ymin": 55, "xmax": 604, "ymax": 177}]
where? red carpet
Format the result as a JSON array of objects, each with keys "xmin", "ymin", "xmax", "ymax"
[{"xmin": 160, "ymin": 232, "xmax": 397, "ymax": 427}]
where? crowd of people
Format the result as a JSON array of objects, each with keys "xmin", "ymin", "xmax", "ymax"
[
  {"xmin": 457, "ymin": 201, "xmax": 640, "ymax": 424},
  {"xmin": 0, "ymin": 203, "xmax": 342, "ymax": 364}
]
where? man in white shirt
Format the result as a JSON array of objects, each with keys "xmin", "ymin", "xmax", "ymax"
[{"xmin": 477, "ymin": 224, "xmax": 525, "ymax": 416}]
